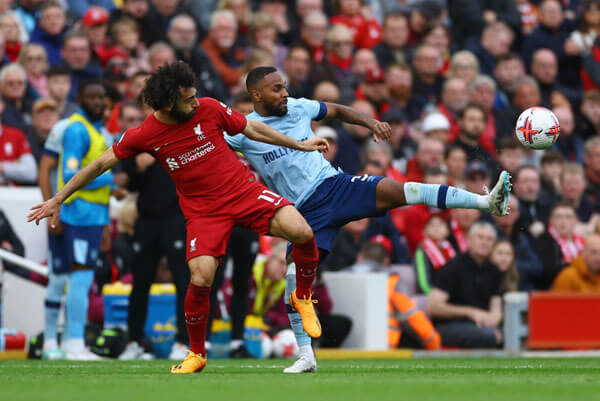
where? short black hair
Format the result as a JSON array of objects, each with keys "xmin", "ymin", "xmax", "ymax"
[
  {"xmin": 47, "ymin": 65, "xmax": 70, "ymax": 78},
  {"xmin": 78, "ymin": 78, "xmax": 104, "ymax": 96},
  {"xmin": 460, "ymin": 102, "xmax": 487, "ymax": 121},
  {"xmin": 246, "ymin": 66, "xmax": 277, "ymax": 91},
  {"xmin": 498, "ymin": 137, "xmax": 521, "ymax": 154},
  {"xmin": 141, "ymin": 61, "xmax": 196, "ymax": 110},
  {"xmin": 541, "ymin": 149, "xmax": 565, "ymax": 165}
]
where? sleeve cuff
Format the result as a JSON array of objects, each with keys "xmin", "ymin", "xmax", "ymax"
[{"xmin": 315, "ymin": 102, "xmax": 328, "ymax": 121}]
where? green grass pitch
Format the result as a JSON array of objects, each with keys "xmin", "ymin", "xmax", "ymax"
[{"xmin": 1, "ymin": 358, "xmax": 599, "ymax": 401}]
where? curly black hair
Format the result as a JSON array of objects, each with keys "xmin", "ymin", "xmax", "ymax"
[{"xmin": 141, "ymin": 61, "xmax": 197, "ymax": 110}]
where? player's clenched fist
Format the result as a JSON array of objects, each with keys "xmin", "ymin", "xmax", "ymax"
[
  {"xmin": 372, "ymin": 121, "xmax": 392, "ymax": 142},
  {"xmin": 299, "ymin": 137, "xmax": 330, "ymax": 153}
]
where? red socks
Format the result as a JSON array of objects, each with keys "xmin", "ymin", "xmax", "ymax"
[
  {"xmin": 292, "ymin": 236, "xmax": 319, "ymax": 299},
  {"xmin": 184, "ymin": 283, "xmax": 211, "ymax": 356}
]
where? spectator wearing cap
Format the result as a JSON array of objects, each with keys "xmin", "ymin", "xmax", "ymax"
[
  {"xmin": 315, "ymin": 125, "xmax": 338, "ymax": 164},
  {"xmin": 469, "ymin": 75, "xmax": 499, "ymax": 157},
  {"xmin": 437, "ymin": 77, "xmax": 469, "ymax": 143},
  {"xmin": 67, "ymin": 0, "xmax": 115, "ymax": 20},
  {"xmin": 421, "ymin": 112, "xmax": 450, "ymax": 144},
  {"xmin": 0, "ymin": 98, "xmax": 37, "ymax": 186},
  {"xmin": 330, "ymin": 0, "xmax": 382, "ymax": 49},
  {"xmin": 0, "ymin": 14, "xmax": 23, "ymax": 62},
  {"xmin": 30, "ymin": 2, "xmax": 67, "ymax": 67},
  {"xmin": 552, "ymin": 233, "xmax": 600, "ymax": 292},
  {"xmin": 110, "ymin": 17, "xmax": 150, "ymax": 77},
  {"xmin": 445, "ymin": 145, "xmax": 467, "ymax": 188},
  {"xmin": 560, "ymin": 163, "xmax": 595, "ymax": 222},
  {"xmin": 452, "ymin": 103, "xmax": 500, "ymax": 176},
  {"xmin": 405, "ymin": 136, "xmax": 444, "ymax": 183},
  {"xmin": 411, "ymin": 44, "xmax": 444, "ymax": 104},
  {"xmin": 18, "ymin": 43, "xmax": 49, "ymax": 98},
  {"xmin": 552, "ymin": 106, "xmax": 584, "ymax": 165},
  {"xmin": 46, "ymin": 66, "xmax": 78, "ymax": 118},
  {"xmin": 383, "ymin": 107, "xmax": 416, "ymax": 170},
  {"xmin": 373, "ymin": 12, "xmax": 410, "ymax": 69},
  {"xmin": 166, "ymin": 14, "xmax": 226, "ymax": 101},
  {"xmin": 300, "ymin": 11, "xmax": 328, "ymax": 63},
  {"xmin": 309, "ymin": 24, "xmax": 355, "ymax": 91},
  {"xmin": 448, "ymin": 0, "xmax": 520, "ymax": 49},
  {"xmin": 283, "ymin": 45, "xmax": 313, "ymax": 99},
  {"xmin": 0, "ymin": 62, "xmax": 36, "ymax": 133},
  {"xmin": 82, "ymin": 6, "xmax": 127, "ymax": 67},
  {"xmin": 464, "ymin": 161, "xmax": 491, "ymax": 196},
  {"xmin": 57, "ymin": 31, "xmax": 103, "ymax": 101},
  {"xmin": 428, "ymin": 221, "xmax": 503, "ymax": 348},
  {"xmin": 201, "ymin": 10, "xmax": 245, "ymax": 89},
  {"xmin": 355, "ymin": 66, "xmax": 390, "ymax": 119},
  {"xmin": 465, "ymin": 22, "xmax": 515, "ymax": 77},
  {"xmin": 109, "ymin": 0, "xmax": 153, "ymax": 48},
  {"xmin": 386, "ymin": 62, "xmax": 426, "ymax": 122},
  {"xmin": 521, "ymin": 0, "xmax": 581, "ymax": 89},
  {"xmin": 25, "ymin": 98, "xmax": 59, "ymax": 162}
]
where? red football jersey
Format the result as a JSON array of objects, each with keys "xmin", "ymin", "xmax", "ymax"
[
  {"xmin": 0, "ymin": 125, "xmax": 31, "ymax": 162},
  {"xmin": 113, "ymin": 97, "xmax": 251, "ymax": 218}
]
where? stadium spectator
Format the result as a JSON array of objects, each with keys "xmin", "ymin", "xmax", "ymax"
[
  {"xmin": 405, "ymin": 136, "xmax": 444, "ymax": 183},
  {"xmin": 0, "ymin": 98, "xmax": 36, "ymax": 185},
  {"xmin": 330, "ymin": 0, "xmax": 382, "ymax": 49},
  {"xmin": 559, "ymin": 163, "xmax": 595, "ymax": 222},
  {"xmin": 147, "ymin": 41, "xmax": 175, "ymax": 73},
  {"xmin": 553, "ymin": 106, "xmax": 584, "ymax": 164},
  {"xmin": 497, "ymin": 137, "xmax": 523, "ymax": 177},
  {"xmin": 448, "ymin": 208, "xmax": 481, "ymax": 254},
  {"xmin": 438, "ymin": 77, "xmax": 469, "ymax": 143},
  {"xmin": 493, "ymin": 52, "xmax": 526, "ymax": 110},
  {"xmin": 283, "ymin": 45, "xmax": 312, "ymax": 99},
  {"xmin": 248, "ymin": 12, "xmax": 287, "ymax": 69},
  {"xmin": 334, "ymin": 99, "xmax": 376, "ymax": 174},
  {"xmin": 513, "ymin": 165, "xmax": 551, "ymax": 233},
  {"xmin": 18, "ymin": 43, "xmax": 49, "ymax": 98},
  {"xmin": 407, "ymin": 0, "xmax": 444, "ymax": 45},
  {"xmin": 323, "ymin": 218, "xmax": 370, "ymax": 271},
  {"xmin": 411, "ymin": 43, "xmax": 443, "ymax": 104},
  {"xmin": 109, "ymin": 0, "xmax": 153, "ymax": 47},
  {"xmin": 445, "ymin": 145, "xmax": 467, "ymax": 187},
  {"xmin": 540, "ymin": 150, "xmax": 564, "ymax": 201},
  {"xmin": 67, "ymin": 0, "xmax": 115, "ymax": 20},
  {"xmin": 314, "ymin": 125, "xmax": 338, "ymax": 164},
  {"xmin": 166, "ymin": 14, "xmax": 226, "ymax": 101},
  {"xmin": 530, "ymin": 48, "xmax": 577, "ymax": 107},
  {"xmin": 521, "ymin": 0, "xmax": 581, "ymax": 88},
  {"xmin": 346, "ymin": 239, "xmax": 391, "ymax": 273},
  {"xmin": 143, "ymin": 0, "xmax": 183, "ymax": 46},
  {"xmin": 300, "ymin": 11, "xmax": 327, "ymax": 63},
  {"xmin": 309, "ymin": 24, "xmax": 355, "ymax": 90},
  {"xmin": 427, "ymin": 221, "xmax": 503, "ymax": 348},
  {"xmin": 1, "ymin": 14, "xmax": 24, "ymax": 62},
  {"xmin": 452, "ymin": 102, "xmax": 499, "ymax": 176},
  {"xmin": 355, "ymin": 66, "xmax": 388, "ymax": 118},
  {"xmin": 464, "ymin": 161, "xmax": 491, "ymax": 196},
  {"xmin": 466, "ymin": 22, "xmax": 514, "ymax": 77},
  {"xmin": 383, "ymin": 108, "xmax": 416, "ymax": 171},
  {"xmin": 497, "ymin": 75, "xmax": 543, "ymax": 141},
  {"xmin": 26, "ymin": 98, "xmax": 59, "ymax": 162},
  {"xmin": 422, "ymin": 23, "xmax": 450, "ymax": 76},
  {"xmin": 385, "ymin": 62, "xmax": 426, "ymax": 123},
  {"xmin": 577, "ymin": 90, "xmax": 600, "ymax": 139},
  {"xmin": 515, "ymin": 0, "xmax": 539, "ymax": 34},
  {"xmin": 493, "ymin": 194, "xmax": 545, "ymax": 291},
  {"xmin": 490, "ymin": 239, "xmax": 519, "ymax": 293},
  {"xmin": 585, "ymin": 137, "xmax": 600, "ymax": 211},
  {"xmin": 81, "ymin": 7, "xmax": 121, "ymax": 67},
  {"xmin": 0, "ymin": 62, "xmax": 35, "ymax": 132},
  {"xmin": 448, "ymin": 51, "xmax": 480, "ymax": 88},
  {"xmin": 46, "ymin": 66, "xmax": 78, "ymax": 118},
  {"xmin": 552, "ymin": 233, "xmax": 600, "ymax": 292},
  {"xmin": 30, "ymin": 1, "xmax": 67, "ymax": 67},
  {"xmin": 58, "ymin": 31, "xmax": 103, "ymax": 101},
  {"xmin": 109, "ymin": 16, "xmax": 150, "ymax": 77},
  {"xmin": 373, "ymin": 11, "xmax": 410, "ymax": 68},
  {"xmin": 258, "ymin": 0, "xmax": 293, "ymax": 44},
  {"xmin": 128, "ymin": 70, "xmax": 150, "ymax": 101},
  {"xmin": 201, "ymin": 10, "xmax": 245, "ymax": 89},
  {"xmin": 361, "ymin": 139, "xmax": 405, "ymax": 182},
  {"xmin": 469, "ymin": 75, "xmax": 499, "ymax": 155},
  {"xmin": 565, "ymin": 0, "xmax": 600, "ymax": 55},
  {"xmin": 421, "ymin": 112, "xmax": 450, "ymax": 144},
  {"xmin": 413, "ymin": 214, "xmax": 456, "ymax": 295}
]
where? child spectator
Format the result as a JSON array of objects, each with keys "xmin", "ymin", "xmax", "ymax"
[{"xmin": 490, "ymin": 239, "xmax": 519, "ymax": 293}]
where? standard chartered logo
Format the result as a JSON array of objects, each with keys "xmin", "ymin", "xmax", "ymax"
[{"xmin": 166, "ymin": 157, "xmax": 180, "ymax": 171}]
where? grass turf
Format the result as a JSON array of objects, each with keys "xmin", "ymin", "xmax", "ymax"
[{"xmin": 1, "ymin": 358, "xmax": 599, "ymax": 401}]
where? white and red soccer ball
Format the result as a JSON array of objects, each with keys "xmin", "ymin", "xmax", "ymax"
[
  {"xmin": 272, "ymin": 329, "xmax": 299, "ymax": 358},
  {"xmin": 515, "ymin": 106, "xmax": 560, "ymax": 150}
]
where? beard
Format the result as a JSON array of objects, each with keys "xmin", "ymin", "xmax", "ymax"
[
  {"xmin": 81, "ymin": 104, "xmax": 105, "ymax": 122},
  {"xmin": 264, "ymin": 100, "xmax": 287, "ymax": 117},
  {"xmin": 170, "ymin": 105, "xmax": 196, "ymax": 122}
]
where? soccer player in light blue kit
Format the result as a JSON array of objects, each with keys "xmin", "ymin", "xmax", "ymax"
[{"xmin": 226, "ymin": 67, "xmax": 511, "ymax": 373}]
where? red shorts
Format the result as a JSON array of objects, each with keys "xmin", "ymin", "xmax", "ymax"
[{"xmin": 185, "ymin": 181, "xmax": 292, "ymax": 261}]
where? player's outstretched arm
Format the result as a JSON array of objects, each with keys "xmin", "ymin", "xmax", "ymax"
[
  {"xmin": 243, "ymin": 120, "xmax": 329, "ymax": 152},
  {"xmin": 27, "ymin": 147, "xmax": 120, "ymax": 227},
  {"xmin": 324, "ymin": 102, "xmax": 392, "ymax": 142}
]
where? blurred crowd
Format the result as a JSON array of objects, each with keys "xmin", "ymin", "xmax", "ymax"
[{"xmin": 1, "ymin": 0, "xmax": 600, "ymax": 352}]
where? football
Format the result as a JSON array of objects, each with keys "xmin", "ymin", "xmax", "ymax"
[
  {"xmin": 515, "ymin": 106, "xmax": 560, "ymax": 150},
  {"xmin": 272, "ymin": 329, "xmax": 299, "ymax": 358}
]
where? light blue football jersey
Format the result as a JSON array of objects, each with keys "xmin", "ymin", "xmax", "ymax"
[{"xmin": 225, "ymin": 97, "xmax": 340, "ymax": 207}]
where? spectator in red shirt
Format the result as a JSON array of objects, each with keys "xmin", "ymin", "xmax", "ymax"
[
  {"xmin": 469, "ymin": 74, "xmax": 499, "ymax": 155},
  {"xmin": 354, "ymin": 66, "xmax": 389, "ymax": 119},
  {"xmin": 438, "ymin": 77, "xmax": 469, "ymax": 143},
  {"xmin": 330, "ymin": 0, "xmax": 382, "ymax": 49},
  {"xmin": 0, "ymin": 98, "xmax": 36, "ymax": 185}
]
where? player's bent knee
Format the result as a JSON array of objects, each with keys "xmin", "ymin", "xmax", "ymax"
[{"xmin": 289, "ymin": 222, "xmax": 314, "ymax": 243}]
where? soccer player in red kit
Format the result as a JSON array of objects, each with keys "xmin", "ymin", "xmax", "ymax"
[{"xmin": 28, "ymin": 62, "xmax": 328, "ymax": 373}]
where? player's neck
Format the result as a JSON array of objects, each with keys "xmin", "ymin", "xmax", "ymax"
[
  {"xmin": 253, "ymin": 104, "xmax": 272, "ymax": 117},
  {"xmin": 154, "ymin": 110, "xmax": 178, "ymax": 125}
]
